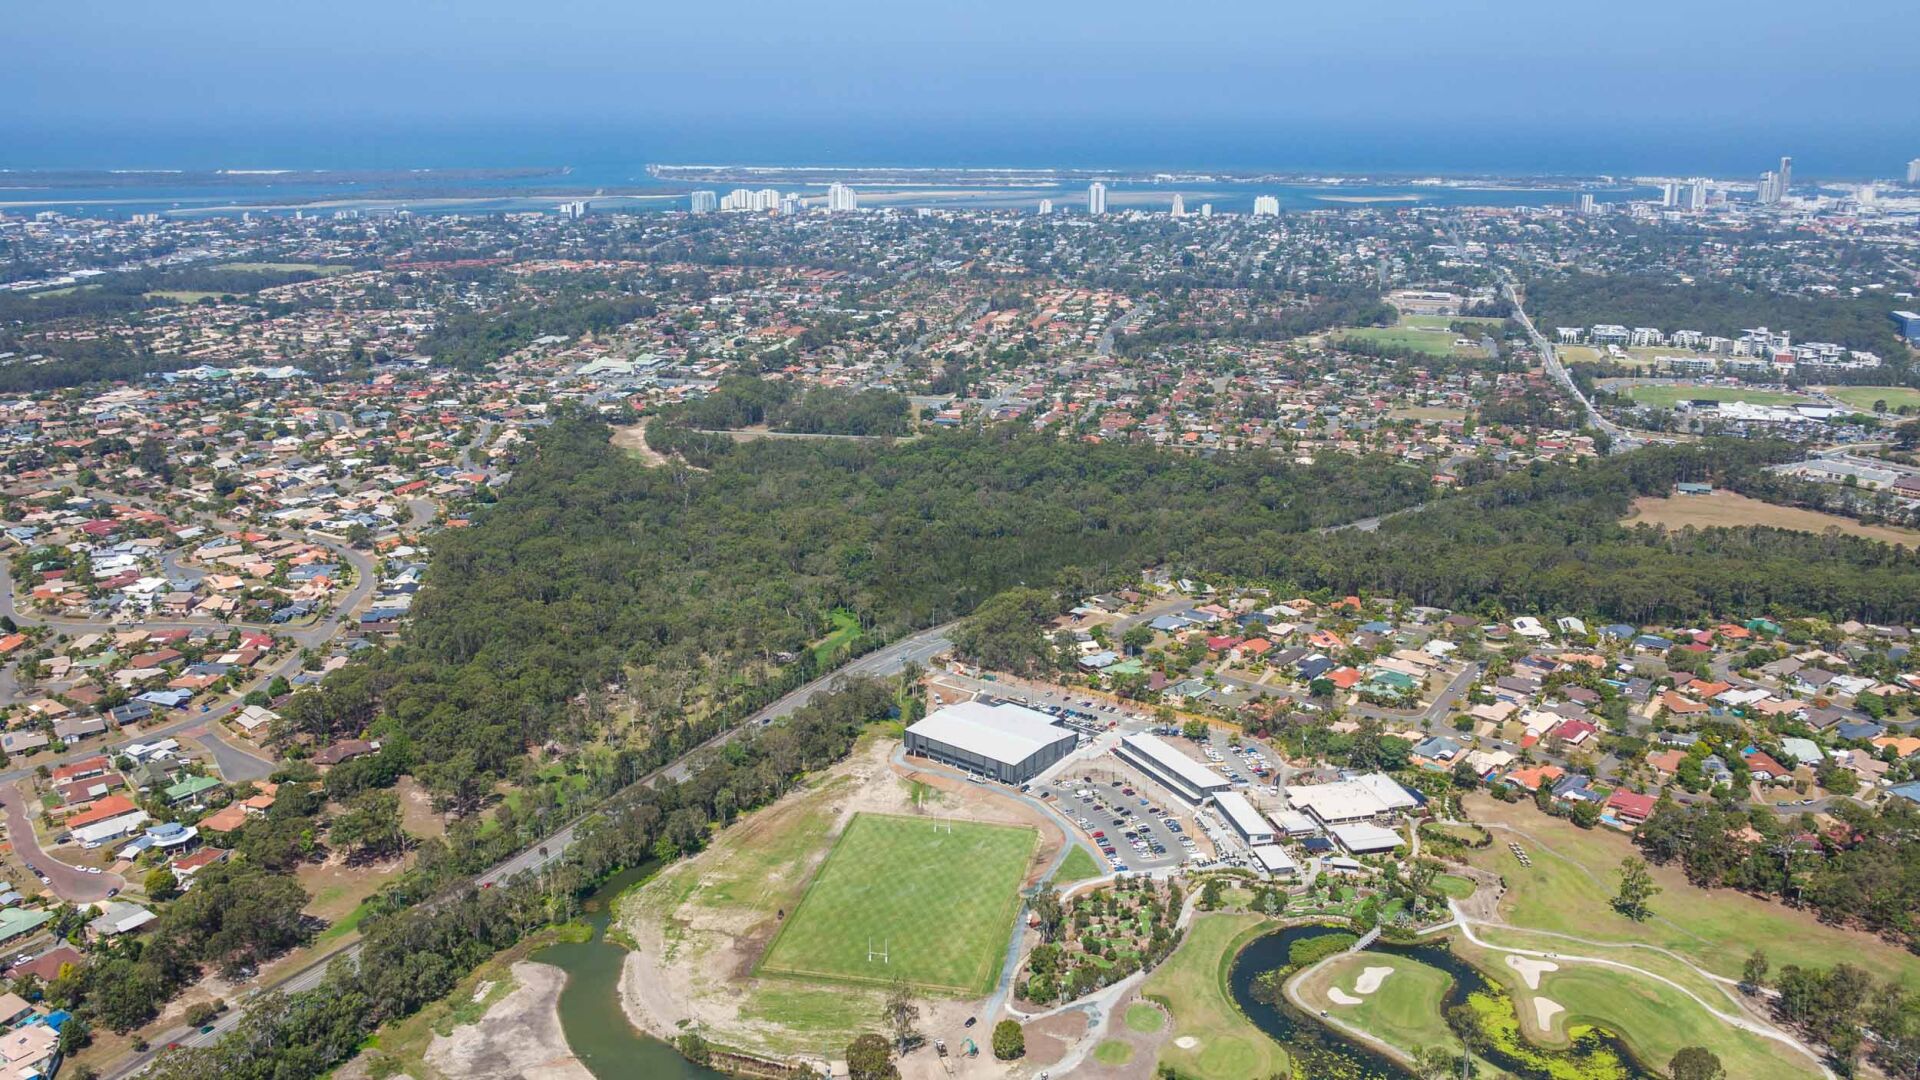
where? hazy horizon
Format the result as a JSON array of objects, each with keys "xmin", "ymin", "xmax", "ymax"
[{"xmin": 6, "ymin": 0, "xmax": 1918, "ymax": 179}]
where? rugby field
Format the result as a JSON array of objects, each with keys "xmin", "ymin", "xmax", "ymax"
[{"xmin": 758, "ymin": 812, "xmax": 1035, "ymax": 994}]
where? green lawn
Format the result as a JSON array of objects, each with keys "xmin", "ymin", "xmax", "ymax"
[
  {"xmin": 1465, "ymin": 795, "xmax": 1920, "ymax": 989},
  {"xmin": 1054, "ymin": 845, "xmax": 1102, "ymax": 884},
  {"xmin": 315, "ymin": 899, "xmax": 374, "ymax": 944},
  {"xmin": 735, "ymin": 983, "xmax": 884, "ymax": 1038},
  {"xmin": 757, "ymin": 812, "xmax": 1035, "ymax": 995},
  {"xmin": 146, "ymin": 290, "xmax": 226, "ymax": 303},
  {"xmin": 1434, "ymin": 873, "xmax": 1477, "ymax": 900},
  {"xmin": 1142, "ymin": 913, "xmax": 1286, "ymax": 1080},
  {"xmin": 1821, "ymin": 385, "xmax": 1920, "ymax": 412},
  {"xmin": 811, "ymin": 609, "xmax": 861, "ymax": 665},
  {"xmin": 1398, "ymin": 313, "xmax": 1505, "ymax": 330},
  {"xmin": 1337, "ymin": 327, "xmax": 1457, "ymax": 357},
  {"xmin": 1623, "ymin": 383, "xmax": 1809, "ymax": 408},
  {"xmin": 1125, "ymin": 1002, "xmax": 1166, "ymax": 1033},
  {"xmin": 1095, "ymin": 1040, "xmax": 1135, "ymax": 1066},
  {"xmin": 1304, "ymin": 951, "xmax": 1460, "ymax": 1055},
  {"xmin": 1468, "ymin": 946, "xmax": 1822, "ymax": 1080}
]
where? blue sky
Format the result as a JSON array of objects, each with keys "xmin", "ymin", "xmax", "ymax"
[{"xmin": 7, "ymin": 0, "xmax": 1918, "ymax": 174}]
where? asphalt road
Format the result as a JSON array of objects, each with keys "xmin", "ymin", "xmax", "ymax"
[
  {"xmin": 0, "ymin": 778, "xmax": 123, "ymax": 902},
  {"xmin": 0, "ymin": 490, "xmax": 383, "ymax": 902},
  {"xmin": 478, "ymin": 621, "xmax": 956, "ymax": 886}
]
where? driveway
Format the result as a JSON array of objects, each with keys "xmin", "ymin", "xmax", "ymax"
[{"xmin": 0, "ymin": 779, "xmax": 123, "ymax": 903}]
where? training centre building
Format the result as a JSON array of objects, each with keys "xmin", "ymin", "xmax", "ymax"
[
  {"xmin": 905, "ymin": 700, "xmax": 1077, "ymax": 784},
  {"xmin": 1115, "ymin": 733, "xmax": 1231, "ymax": 804},
  {"xmin": 1284, "ymin": 772, "xmax": 1419, "ymax": 828},
  {"xmin": 1213, "ymin": 790, "xmax": 1276, "ymax": 846}
]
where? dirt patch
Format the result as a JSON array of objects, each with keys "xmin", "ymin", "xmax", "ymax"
[
  {"xmin": 1628, "ymin": 492, "xmax": 1920, "ymax": 546},
  {"xmin": 298, "ymin": 850, "xmax": 406, "ymax": 924},
  {"xmin": 1023, "ymin": 1010, "xmax": 1090, "ymax": 1066},
  {"xmin": 610, "ymin": 423, "xmax": 671, "ymax": 468},
  {"xmin": 425, "ymin": 961, "xmax": 591, "ymax": 1080},
  {"xmin": 396, "ymin": 776, "xmax": 449, "ymax": 840}
]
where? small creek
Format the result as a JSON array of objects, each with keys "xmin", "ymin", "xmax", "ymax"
[{"xmin": 534, "ymin": 864, "xmax": 730, "ymax": 1080}]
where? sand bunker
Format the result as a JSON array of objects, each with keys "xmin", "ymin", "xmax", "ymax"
[
  {"xmin": 1533, "ymin": 997, "xmax": 1565, "ymax": 1029},
  {"xmin": 1353, "ymin": 966, "xmax": 1394, "ymax": 995},
  {"xmin": 1327, "ymin": 988, "xmax": 1364, "ymax": 1006},
  {"xmin": 1174, "ymin": 1036, "xmax": 1200, "ymax": 1049},
  {"xmin": 1505, "ymin": 954, "xmax": 1559, "ymax": 990}
]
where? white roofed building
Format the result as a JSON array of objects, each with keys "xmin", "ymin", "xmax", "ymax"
[
  {"xmin": 1271, "ymin": 809, "xmax": 1319, "ymax": 837},
  {"xmin": 1286, "ymin": 772, "xmax": 1418, "ymax": 827},
  {"xmin": 1329, "ymin": 821, "xmax": 1405, "ymax": 854},
  {"xmin": 904, "ymin": 701, "xmax": 1076, "ymax": 783},
  {"xmin": 1115, "ymin": 733, "xmax": 1231, "ymax": 803},
  {"xmin": 1213, "ymin": 791, "xmax": 1275, "ymax": 846},
  {"xmin": 1250, "ymin": 844, "xmax": 1299, "ymax": 877}
]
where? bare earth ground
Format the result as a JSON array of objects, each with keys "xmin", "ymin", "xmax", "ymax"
[
  {"xmin": 297, "ymin": 849, "xmax": 407, "ymax": 924},
  {"xmin": 609, "ymin": 423, "xmax": 670, "ymax": 468},
  {"xmin": 618, "ymin": 736, "xmax": 1068, "ymax": 1070},
  {"xmin": 1627, "ymin": 492, "xmax": 1920, "ymax": 546},
  {"xmin": 396, "ymin": 775, "xmax": 450, "ymax": 840},
  {"xmin": 425, "ymin": 961, "xmax": 592, "ymax": 1080},
  {"xmin": 1022, "ymin": 1010, "xmax": 1090, "ymax": 1067}
]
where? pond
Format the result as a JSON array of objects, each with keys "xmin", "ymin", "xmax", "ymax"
[
  {"xmin": 1228, "ymin": 924, "xmax": 1657, "ymax": 1080},
  {"xmin": 535, "ymin": 864, "xmax": 731, "ymax": 1080}
]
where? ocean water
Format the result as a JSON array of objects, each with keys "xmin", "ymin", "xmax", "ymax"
[
  {"xmin": 0, "ymin": 118, "xmax": 1901, "ymax": 217},
  {"xmin": 4, "ymin": 117, "xmax": 1907, "ymax": 178}
]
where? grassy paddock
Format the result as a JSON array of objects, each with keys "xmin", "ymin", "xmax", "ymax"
[
  {"xmin": 811, "ymin": 609, "xmax": 861, "ymax": 665},
  {"xmin": 1820, "ymin": 385, "xmax": 1920, "ymax": 412},
  {"xmin": 1621, "ymin": 383, "xmax": 1809, "ymax": 408},
  {"xmin": 757, "ymin": 812, "xmax": 1035, "ymax": 995},
  {"xmin": 1627, "ymin": 491, "xmax": 1920, "ymax": 546},
  {"xmin": 1463, "ymin": 793, "xmax": 1920, "ymax": 988},
  {"xmin": 1337, "ymin": 327, "xmax": 1457, "ymax": 357}
]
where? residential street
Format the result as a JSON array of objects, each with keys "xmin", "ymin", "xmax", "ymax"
[{"xmin": 0, "ymin": 779, "xmax": 123, "ymax": 903}]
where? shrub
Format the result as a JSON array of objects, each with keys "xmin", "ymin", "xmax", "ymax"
[{"xmin": 991, "ymin": 1019, "xmax": 1025, "ymax": 1060}]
